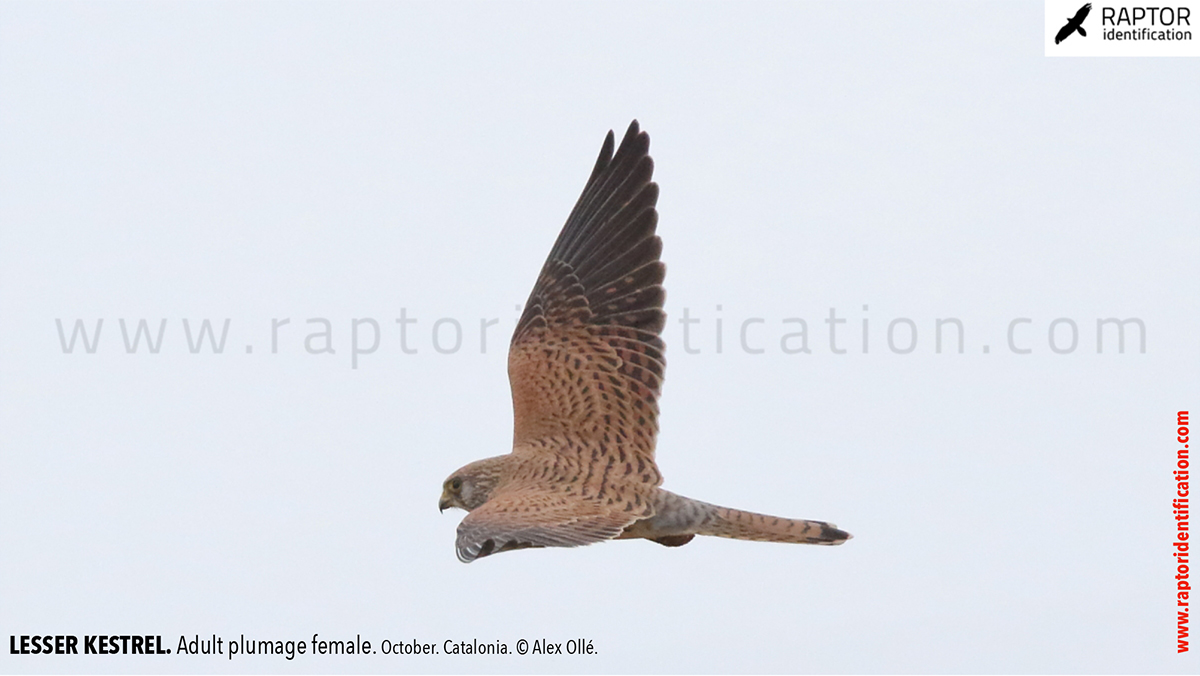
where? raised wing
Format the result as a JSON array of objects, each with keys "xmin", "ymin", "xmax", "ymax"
[
  {"xmin": 1072, "ymin": 3, "xmax": 1091, "ymax": 23},
  {"xmin": 508, "ymin": 121, "xmax": 666, "ymax": 461}
]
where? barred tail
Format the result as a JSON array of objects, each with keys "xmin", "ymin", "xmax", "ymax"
[
  {"xmin": 621, "ymin": 491, "xmax": 852, "ymax": 547},
  {"xmin": 697, "ymin": 505, "xmax": 851, "ymax": 545}
]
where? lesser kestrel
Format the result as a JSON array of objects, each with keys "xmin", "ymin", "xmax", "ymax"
[{"xmin": 439, "ymin": 121, "xmax": 851, "ymax": 562}]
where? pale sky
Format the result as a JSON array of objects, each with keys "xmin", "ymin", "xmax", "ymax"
[{"xmin": 1, "ymin": 1, "xmax": 1198, "ymax": 673}]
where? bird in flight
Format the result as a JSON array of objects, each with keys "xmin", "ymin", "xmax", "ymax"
[
  {"xmin": 1055, "ymin": 3, "xmax": 1092, "ymax": 44},
  {"xmin": 439, "ymin": 121, "xmax": 851, "ymax": 562}
]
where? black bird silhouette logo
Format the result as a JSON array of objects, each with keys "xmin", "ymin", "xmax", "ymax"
[{"xmin": 1056, "ymin": 3, "xmax": 1092, "ymax": 43}]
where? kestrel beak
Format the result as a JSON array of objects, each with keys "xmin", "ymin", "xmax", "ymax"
[{"xmin": 438, "ymin": 492, "xmax": 451, "ymax": 513}]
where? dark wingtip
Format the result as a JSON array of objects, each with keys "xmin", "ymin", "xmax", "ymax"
[
  {"xmin": 617, "ymin": 119, "xmax": 650, "ymax": 158},
  {"xmin": 589, "ymin": 121, "xmax": 646, "ymax": 186},
  {"xmin": 589, "ymin": 130, "xmax": 617, "ymax": 183}
]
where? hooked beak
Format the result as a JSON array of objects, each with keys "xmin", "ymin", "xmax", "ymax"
[{"xmin": 438, "ymin": 492, "xmax": 452, "ymax": 513}]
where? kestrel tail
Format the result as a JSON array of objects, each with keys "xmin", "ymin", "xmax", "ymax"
[{"xmin": 438, "ymin": 121, "xmax": 851, "ymax": 562}]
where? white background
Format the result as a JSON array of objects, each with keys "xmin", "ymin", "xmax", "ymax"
[
  {"xmin": 1, "ymin": 1, "xmax": 1197, "ymax": 673},
  {"xmin": 1046, "ymin": 0, "xmax": 1200, "ymax": 57}
]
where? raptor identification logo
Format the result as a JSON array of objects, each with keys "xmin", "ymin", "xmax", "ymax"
[{"xmin": 1045, "ymin": 0, "xmax": 1200, "ymax": 55}]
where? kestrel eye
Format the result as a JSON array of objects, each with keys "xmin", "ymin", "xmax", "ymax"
[{"xmin": 450, "ymin": 478, "xmax": 463, "ymax": 491}]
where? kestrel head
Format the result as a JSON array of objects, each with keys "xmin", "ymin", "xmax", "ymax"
[{"xmin": 438, "ymin": 457, "xmax": 506, "ymax": 512}]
